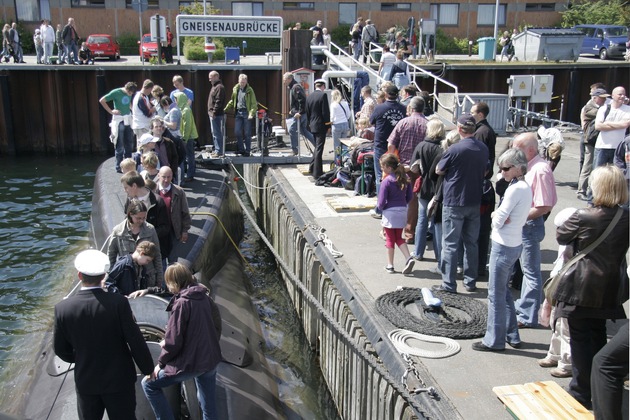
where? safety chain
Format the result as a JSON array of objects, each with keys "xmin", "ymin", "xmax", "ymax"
[{"xmin": 402, "ymin": 353, "xmax": 438, "ymax": 398}]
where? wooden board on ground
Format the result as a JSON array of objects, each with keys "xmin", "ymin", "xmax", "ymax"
[
  {"xmin": 493, "ymin": 381, "xmax": 593, "ymax": 420},
  {"xmin": 326, "ymin": 195, "xmax": 376, "ymax": 213}
]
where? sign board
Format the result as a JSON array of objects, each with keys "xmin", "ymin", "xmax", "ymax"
[
  {"xmin": 130, "ymin": 0, "xmax": 148, "ymax": 13},
  {"xmin": 176, "ymin": 15, "xmax": 283, "ymax": 38},
  {"xmin": 421, "ymin": 19, "xmax": 436, "ymax": 36},
  {"xmin": 150, "ymin": 15, "xmax": 167, "ymax": 42}
]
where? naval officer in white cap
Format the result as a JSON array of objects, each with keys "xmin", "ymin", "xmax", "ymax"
[{"xmin": 53, "ymin": 249, "xmax": 154, "ymax": 419}]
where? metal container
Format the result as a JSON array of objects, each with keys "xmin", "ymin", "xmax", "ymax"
[{"xmin": 512, "ymin": 28, "xmax": 584, "ymax": 62}]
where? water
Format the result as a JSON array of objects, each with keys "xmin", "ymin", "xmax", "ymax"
[
  {"xmin": 0, "ymin": 156, "xmax": 338, "ymax": 419},
  {"xmin": 0, "ymin": 156, "xmax": 101, "ymax": 410}
]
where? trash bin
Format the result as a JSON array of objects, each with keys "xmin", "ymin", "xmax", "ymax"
[
  {"xmin": 512, "ymin": 29, "xmax": 584, "ymax": 62},
  {"xmin": 225, "ymin": 47, "xmax": 240, "ymax": 64},
  {"xmin": 477, "ymin": 37, "xmax": 496, "ymax": 61}
]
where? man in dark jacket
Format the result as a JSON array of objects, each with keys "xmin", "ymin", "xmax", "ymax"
[
  {"xmin": 305, "ymin": 79, "xmax": 330, "ymax": 179},
  {"xmin": 207, "ymin": 71, "xmax": 226, "ymax": 157},
  {"xmin": 61, "ymin": 17, "xmax": 79, "ymax": 64},
  {"xmin": 107, "ymin": 241, "xmax": 158, "ymax": 295},
  {"xmin": 54, "ymin": 249, "xmax": 153, "ymax": 419},
  {"xmin": 471, "ymin": 101, "xmax": 497, "ymax": 169},
  {"xmin": 283, "ymin": 72, "xmax": 315, "ymax": 155}
]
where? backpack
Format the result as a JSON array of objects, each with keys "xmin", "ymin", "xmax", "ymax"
[{"xmin": 585, "ymin": 104, "xmax": 611, "ymax": 146}]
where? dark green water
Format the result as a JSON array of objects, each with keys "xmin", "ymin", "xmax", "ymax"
[
  {"xmin": 0, "ymin": 155, "xmax": 102, "ymax": 409},
  {"xmin": 0, "ymin": 156, "xmax": 337, "ymax": 418}
]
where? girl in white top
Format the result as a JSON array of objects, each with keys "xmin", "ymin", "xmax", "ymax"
[
  {"xmin": 473, "ymin": 148, "xmax": 532, "ymax": 352},
  {"xmin": 329, "ymin": 89, "xmax": 351, "ymax": 152}
]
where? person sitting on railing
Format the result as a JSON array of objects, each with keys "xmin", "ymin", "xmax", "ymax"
[{"xmin": 395, "ymin": 31, "xmax": 412, "ymax": 59}]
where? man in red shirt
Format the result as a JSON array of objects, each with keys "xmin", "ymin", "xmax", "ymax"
[{"xmin": 165, "ymin": 26, "xmax": 174, "ymax": 64}]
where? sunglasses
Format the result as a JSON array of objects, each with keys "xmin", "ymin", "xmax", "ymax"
[{"xmin": 500, "ymin": 166, "xmax": 513, "ymax": 172}]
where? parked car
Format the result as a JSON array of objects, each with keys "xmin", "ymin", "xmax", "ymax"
[
  {"xmin": 138, "ymin": 33, "xmax": 164, "ymax": 60},
  {"xmin": 573, "ymin": 24, "xmax": 628, "ymax": 60},
  {"xmin": 85, "ymin": 34, "xmax": 120, "ymax": 61}
]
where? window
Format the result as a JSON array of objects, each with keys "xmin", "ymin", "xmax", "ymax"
[
  {"xmin": 72, "ymin": 0, "xmax": 105, "ymax": 7},
  {"xmin": 339, "ymin": 3, "xmax": 356, "ymax": 25},
  {"xmin": 430, "ymin": 4, "xmax": 459, "ymax": 26},
  {"xmin": 525, "ymin": 3, "xmax": 555, "ymax": 11},
  {"xmin": 125, "ymin": 0, "xmax": 159, "ymax": 9},
  {"xmin": 16, "ymin": 0, "xmax": 40, "ymax": 20},
  {"xmin": 477, "ymin": 4, "xmax": 506, "ymax": 26},
  {"xmin": 283, "ymin": 2, "xmax": 314, "ymax": 10},
  {"xmin": 381, "ymin": 3, "xmax": 411, "ymax": 11},
  {"xmin": 232, "ymin": 2, "xmax": 264, "ymax": 16}
]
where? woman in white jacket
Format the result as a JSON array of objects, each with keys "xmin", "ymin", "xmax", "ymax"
[{"xmin": 329, "ymin": 89, "xmax": 351, "ymax": 153}]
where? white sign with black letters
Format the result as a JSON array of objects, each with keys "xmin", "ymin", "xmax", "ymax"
[{"xmin": 176, "ymin": 15, "xmax": 283, "ymax": 38}]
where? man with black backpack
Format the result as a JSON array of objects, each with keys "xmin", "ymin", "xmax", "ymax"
[{"xmin": 577, "ymin": 88, "xmax": 609, "ymax": 201}]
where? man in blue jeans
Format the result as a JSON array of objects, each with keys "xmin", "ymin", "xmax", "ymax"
[
  {"xmin": 434, "ymin": 114, "xmax": 488, "ymax": 293},
  {"xmin": 99, "ymin": 82, "xmax": 138, "ymax": 173},
  {"xmin": 369, "ymin": 83, "xmax": 406, "ymax": 218},
  {"xmin": 225, "ymin": 74, "xmax": 257, "ymax": 157},
  {"xmin": 512, "ymin": 132, "xmax": 557, "ymax": 327}
]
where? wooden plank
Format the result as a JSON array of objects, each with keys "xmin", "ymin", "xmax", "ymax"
[{"xmin": 493, "ymin": 381, "xmax": 593, "ymax": 420}]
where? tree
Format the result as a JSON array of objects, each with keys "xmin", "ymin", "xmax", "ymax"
[{"xmin": 560, "ymin": 0, "xmax": 630, "ymax": 27}]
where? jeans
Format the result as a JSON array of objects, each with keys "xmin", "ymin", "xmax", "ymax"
[
  {"xmin": 514, "ymin": 216, "xmax": 545, "ymax": 326},
  {"xmin": 287, "ymin": 116, "xmax": 315, "ymax": 153},
  {"xmin": 185, "ymin": 138, "xmax": 196, "ymax": 179},
  {"xmin": 414, "ymin": 197, "xmax": 430, "ymax": 258},
  {"xmin": 57, "ymin": 42, "xmax": 65, "ymax": 62},
  {"xmin": 433, "ymin": 222, "xmax": 443, "ymax": 266},
  {"xmin": 210, "ymin": 114, "xmax": 225, "ymax": 155},
  {"xmin": 142, "ymin": 367, "xmax": 218, "ymax": 420},
  {"xmin": 36, "ymin": 45, "xmax": 44, "ymax": 63},
  {"xmin": 331, "ymin": 121, "xmax": 349, "ymax": 152},
  {"xmin": 373, "ymin": 146, "xmax": 386, "ymax": 197},
  {"xmin": 439, "ymin": 205, "xmax": 480, "ymax": 292},
  {"xmin": 482, "ymin": 240, "xmax": 522, "ymax": 349},
  {"xmin": 44, "ymin": 42, "xmax": 54, "ymax": 63},
  {"xmin": 114, "ymin": 122, "xmax": 134, "ymax": 172},
  {"xmin": 593, "ymin": 148, "xmax": 615, "ymax": 169},
  {"xmin": 65, "ymin": 41, "xmax": 78, "ymax": 63},
  {"xmin": 234, "ymin": 110, "xmax": 251, "ymax": 154}
]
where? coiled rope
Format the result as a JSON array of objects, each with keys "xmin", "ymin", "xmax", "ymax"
[
  {"xmin": 376, "ymin": 287, "xmax": 487, "ymax": 339},
  {"xmin": 388, "ymin": 329, "xmax": 460, "ymax": 359}
]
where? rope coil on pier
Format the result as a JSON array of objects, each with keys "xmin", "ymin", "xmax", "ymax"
[{"xmin": 376, "ymin": 287, "xmax": 487, "ymax": 339}]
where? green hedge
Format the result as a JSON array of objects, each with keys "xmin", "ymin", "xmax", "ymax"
[{"xmin": 117, "ymin": 33, "xmax": 140, "ymax": 56}]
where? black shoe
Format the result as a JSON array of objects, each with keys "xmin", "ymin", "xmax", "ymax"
[
  {"xmin": 472, "ymin": 342, "xmax": 504, "ymax": 352},
  {"xmin": 241, "ymin": 152, "xmax": 250, "ymax": 157},
  {"xmin": 507, "ymin": 341, "xmax": 522, "ymax": 349}
]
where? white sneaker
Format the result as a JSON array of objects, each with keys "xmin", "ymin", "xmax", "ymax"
[
  {"xmin": 384, "ymin": 265, "xmax": 395, "ymax": 274},
  {"xmin": 369, "ymin": 209, "xmax": 382, "ymax": 219},
  {"xmin": 429, "ymin": 266, "xmax": 442, "ymax": 275}
]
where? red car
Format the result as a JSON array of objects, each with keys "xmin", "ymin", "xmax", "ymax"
[
  {"xmin": 139, "ymin": 33, "xmax": 164, "ymax": 60},
  {"xmin": 85, "ymin": 34, "xmax": 120, "ymax": 60}
]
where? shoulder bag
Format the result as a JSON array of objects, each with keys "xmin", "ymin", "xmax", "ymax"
[{"xmin": 543, "ymin": 206, "xmax": 623, "ymax": 304}]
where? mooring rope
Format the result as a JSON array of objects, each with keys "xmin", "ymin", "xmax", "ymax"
[
  {"xmin": 376, "ymin": 287, "xmax": 487, "ymax": 339},
  {"xmin": 227, "ymin": 183, "xmax": 432, "ymax": 417},
  {"xmin": 388, "ymin": 329, "xmax": 461, "ymax": 359}
]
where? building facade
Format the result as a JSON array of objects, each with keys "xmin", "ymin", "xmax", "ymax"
[{"xmin": 1, "ymin": 0, "xmax": 565, "ymax": 42}]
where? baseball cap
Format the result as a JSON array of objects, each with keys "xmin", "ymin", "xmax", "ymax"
[
  {"xmin": 457, "ymin": 113, "xmax": 476, "ymax": 128},
  {"xmin": 74, "ymin": 250, "xmax": 110, "ymax": 276},
  {"xmin": 139, "ymin": 133, "xmax": 154, "ymax": 147},
  {"xmin": 384, "ymin": 84, "xmax": 399, "ymax": 97},
  {"xmin": 591, "ymin": 88, "xmax": 610, "ymax": 98}
]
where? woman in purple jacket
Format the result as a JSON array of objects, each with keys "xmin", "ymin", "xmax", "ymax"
[{"xmin": 142, "ymin": 263, "xmax": 222, "ymax": 420}]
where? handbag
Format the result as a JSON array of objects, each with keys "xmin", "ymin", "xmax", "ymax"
[{"xmin": 543, "ymin": 207, "xmax": 623, "ymax": 304}]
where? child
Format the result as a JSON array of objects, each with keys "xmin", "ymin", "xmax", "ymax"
[
  {"xmin": 106, "ymin": 240, "xmax": 158, "ymax": 295},
  {"xmin": 120, "ymin": 158, "xmax": 137, "ymax": 174},
  {"xmin": 78, "ymin": 41, "xmax": 93, "ymax": 65},
  {"xmin": 378, "ymin": 153, "xmax": 414, "ymax": 274},
  {"xmin": 538, "ymin": 207, "xmax": 576, "ymax": 378}
]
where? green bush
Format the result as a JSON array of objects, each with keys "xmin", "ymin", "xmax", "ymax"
[
  {"xmin": 185, "ymin": 45, "xmax": 207, "ymax": 61},
  {"xmin": 330, "ymin": 24, "xmax": 351, "ymax": 49},
  {"xmin": 117, "ymin": 33, "xmax": 140, "ymax": 55}
]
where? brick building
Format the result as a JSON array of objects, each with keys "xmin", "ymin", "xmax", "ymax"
[{"xmin": 1, "ymin": 0, "xmax": 565, "ymax": 42}]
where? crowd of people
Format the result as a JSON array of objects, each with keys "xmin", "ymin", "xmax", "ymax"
[{"xmin": 54, "ymin": 110, "xmax": 222, "ymax": 419}]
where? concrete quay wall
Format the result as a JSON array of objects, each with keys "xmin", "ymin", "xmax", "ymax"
[{"xmin": 243, "ymin": 164, "xmax": 461, "ymax": 420}]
